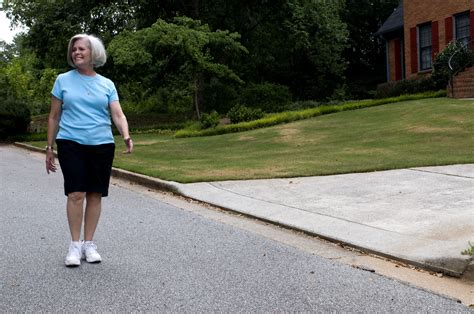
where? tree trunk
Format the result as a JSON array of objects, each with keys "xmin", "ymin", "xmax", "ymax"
[
  {"xmin": 194, "ymin": 75, "xmax": 205, "ymax": 119},
  {"xmin": 194, "ymin": 78, "xmax": 201, "ymax": 119}
]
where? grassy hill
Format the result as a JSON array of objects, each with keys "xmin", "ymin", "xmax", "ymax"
[{"xmin": 28, "ymin": 97, "xmax": 473, "ymax": 183}]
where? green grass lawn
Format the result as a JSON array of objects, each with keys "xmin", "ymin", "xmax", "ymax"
[{"xmin": 27, "ymin": 97, "xmax": 473, "ymax": 183}]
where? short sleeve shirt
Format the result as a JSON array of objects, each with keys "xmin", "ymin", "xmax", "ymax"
[{"xmin": 51, "ymin": 69, "xmax": 119, "ymax": 145}]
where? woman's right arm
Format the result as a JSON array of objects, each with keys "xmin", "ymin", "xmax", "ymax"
[{"xmin": 45, "ymin": 96, "xmax": 62, "ymax": 174}]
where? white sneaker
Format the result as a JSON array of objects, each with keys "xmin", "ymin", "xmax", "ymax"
[
  {"xmin": 82, "ymin": 241, "xmax": 102, "ymax": 263},
  {"xmin": 65, "ymin": 242, "xmax": 81, "ymax": 267}
]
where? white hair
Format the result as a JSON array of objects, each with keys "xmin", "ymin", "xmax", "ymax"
[{"xmin": 67, "ymin": 34, "xmax": 107, "ymax": 68}]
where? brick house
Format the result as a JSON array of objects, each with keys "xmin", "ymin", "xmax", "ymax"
[{"xmin": 376, "ymin": 0, "xmax": 473, "ymax": 82}]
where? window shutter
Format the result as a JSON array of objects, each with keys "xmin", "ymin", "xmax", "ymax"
[
  {"xmin": 410, "ymin": 27, "xmax": 418, "ymax": 73},
  {"xmin": 445, "ymin": 17, "xmax": 453, "ymax": 44},
  {"xmin": 432, "ymin": 21, "xmax": 439, "ymax": 60},
  {"xmin": 394, "ymin": 38, "xmax": 402, "ymax": 80}
]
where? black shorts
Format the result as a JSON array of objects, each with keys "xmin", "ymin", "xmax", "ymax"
[{"xmin": 56, "ymin": 139, "xmax": 115, "ymax": 197}]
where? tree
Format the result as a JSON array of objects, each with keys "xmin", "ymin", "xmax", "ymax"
[
  {"xmin": 198, "ymin": 0, "xmax": 348, "ymax": 100},
  {"xmin": 0, "ymin": 40, "xmax": 18, "ymax": 65},
  {"xmin": 3, "ymin": 0, "xmax": 137, "ymax": 70},
  {"xmin": 341, "ymin": 0, "xmax": 399, "ymax": 98},
  {"xmin": 3, "ymin": 53, "xmax": 36, "ymax": 103},
  {"xmin": 4, "ymin": 0, "xmax": 352, "ymax": 117},
  {"xmin": 108, "ymin": 17, "xmax": 248, "ymax": 118},
  {"xmin": 281, "ymin": 0, "xmax": 348, "ymax": 99},
  {"xmin": 2, "ymin": 51, "xmax": 57, "ymax": 115},
  {"xmin": 432, "ymin": 40, "xmax": 474, "ymax": 90},
  {"xmin": 0, "ymin": 40, "xmax": 32, "ymax": 137}
]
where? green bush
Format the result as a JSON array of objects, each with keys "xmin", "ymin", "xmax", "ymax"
[
  {"xmin": 200, "ymin": 111, "xmax": 220, "ymax": 129},
  {"xmin": 227, "ymin": 105, "xmax": 264, "ymax": 123},
  {"xmin": 461, "ymin": 242, "xmax": 474, "ymax": 256},
  {"xmin": 432, "ymin": 40, "xmax": 474, "ymax": 89},
  {"xmin": 0, "ymin": 97, "xmax": 31, "ymax": 139},
  {"xmin": 239, "ymin": 82, "xmax": 292, "ymax": 112},
  {"xmin": 376, "ymin": 41, "xmax": 474, "ymax": 99},
  {"xmin": 288, "ymin": 100, "xmax": 321, "ymax": 110},
  {"xmin": 125, "ymin": 112, "xmax": 192, "ymax": 129},
  {"xmin": 375, "ymin": 76, "xmax": 437, "ymax": 98},
  {"xmin": 175, "ymin": 91, "xmax": 445, "ymax": 138},
  {"xmin": 204, "ymin": 79, "xmax": 239, "ymax": 114},
  {"xmin": 7, "ymin": 132, "xmax": 47, "ymax": 142}
]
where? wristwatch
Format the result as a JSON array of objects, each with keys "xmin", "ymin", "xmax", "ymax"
[{"xmin": 45, "ymin": 145, "xmax": 54, "ymax": 152}]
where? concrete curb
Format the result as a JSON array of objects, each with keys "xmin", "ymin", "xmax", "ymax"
[
  {"xmin": 176, "ymin": 181, "xmax": 472, "ymax": 278},
  {"xmin": 111, "ymin": 168, "xmax": 183, "ymax": 194},
  {"xmin": 13, "ymin": 142, "xmax": 473, "ymax": 278}
]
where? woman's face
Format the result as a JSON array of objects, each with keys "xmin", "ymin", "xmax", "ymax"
[{"xmin": 72, "ymin": 38, "xmax": 92, "ymax": 68}]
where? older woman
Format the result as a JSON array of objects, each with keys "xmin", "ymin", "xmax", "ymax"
[{"xmin": 46, "ymin": 34, "xmax": 133, "ymax": 267}]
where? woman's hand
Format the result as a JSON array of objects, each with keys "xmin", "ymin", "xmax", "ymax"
[
  {"xmin": 124, "ymin": 137, "xmax": 133, "ymax": 154},
  {"xmin": 45, "ymin": 149, "xmax": 57, "ymax": 174}
]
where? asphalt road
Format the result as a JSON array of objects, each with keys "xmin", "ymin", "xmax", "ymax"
[{"xmin": 1, "ymin": 145, "xmax": 470, "ymax": 312}]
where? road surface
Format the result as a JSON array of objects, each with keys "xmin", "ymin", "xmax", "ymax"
[{"xmin": 0, "ymin": 145, "xmax": 470, "ymax": 312}]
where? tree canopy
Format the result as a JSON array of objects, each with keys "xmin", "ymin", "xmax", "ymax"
[
  {"xmin": 1, "ymin": 0, "xmax": 400, "ymax": 117},
  {"xmin": 341, "ymin": 0, "xmax": 400, "ymax": 98},
  {"xmin": 108, "ymin": 17, "xmax": 248, "ymax": 116}
]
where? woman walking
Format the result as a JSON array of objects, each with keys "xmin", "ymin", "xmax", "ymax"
[{"xmin": 45, "ymin": 34, "xmax": 133, "ymax": 267}]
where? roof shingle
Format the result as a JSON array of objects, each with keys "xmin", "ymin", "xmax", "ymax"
[{"xmin": 376, "ymin": 0, "xmax": 403, "ymax": 36}]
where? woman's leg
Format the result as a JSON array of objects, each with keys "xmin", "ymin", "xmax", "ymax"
[
  {"xmin": 67, "ymin": 192, "xmax": 86, "ymax": 241},
  {"xmin": 84, "ymin": 192, "xmax": 102, "ymax": 241}
]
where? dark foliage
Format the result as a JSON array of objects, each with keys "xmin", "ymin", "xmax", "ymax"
[
  {"xmin": 341, "ymin": 0, "xmax": 400, "ymax": 99},
  {"xmin": 227, "ymin": 105, "xmax": 264, "ymax": 123},
  {"xmin": 375, "ymin": 76, "xmax": 438, "ymax": 98},
  {"xmin": 239, "ymin": 82, "xmax": 293, "ymax": 113},
  {"xmin": 200, "ymin": 110, "xmax": 220, "ymax": 129},
  {"xmin": 0, "ymin": 97, "xmax": 31, "ymax": 139},
  {"xmin": 432, "ymin": 40, "xmax": 474, "ymax": 89}
]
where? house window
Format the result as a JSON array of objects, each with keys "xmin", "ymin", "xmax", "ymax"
[
  {"xmin": 455, "ymin": 12, "xmax": 470, "ymax": 46},
  {"xmin": 419, "ymin": 23, "xmax": 432, "ymax": 70}
]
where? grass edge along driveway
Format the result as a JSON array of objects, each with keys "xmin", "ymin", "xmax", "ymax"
[{"xmin": 27, "ymin": 97, "xmax": 473, "ymax": 183}]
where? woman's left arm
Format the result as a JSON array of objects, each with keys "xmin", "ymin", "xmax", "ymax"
[{"xmin": 110, "ymin": 100, "xmax": 133, "ymax": 153}]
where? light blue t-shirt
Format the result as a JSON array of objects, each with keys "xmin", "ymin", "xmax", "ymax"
[{"xmin": 51, "ymin": 69, "xmax": 119, "ymax": 145}]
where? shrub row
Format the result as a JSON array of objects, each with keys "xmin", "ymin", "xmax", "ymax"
[
  {"xmin": 198, "ymin": 105, "xmax": 265, "ymax": 130},
  {"xmin": 205, "ymin": 81, "xmax": 293, "ymax": 114},
  {"xmin": 6, "ymin": 132, "xmax": 48, "ymax": 142},
  {"xmin": 375, "ymin": 76, "xmax": 438, "ymax": 98},
  {"xmin": 199, "ymin": 111, "xmax": 220, "ymax": 129},
  {"xmin": 227, "ymin": 105, "xmax": 264, "ymax": 123},
  {"xmin": 0, "ymin": 97, "xmax": 31, "ymax": 140},
  {"xmin": 174, "ymin": 91, "xmax": 446, "ymax": 138},
  {"xmin": 376, "ymin": 41, "xmax": 474, "ymax": 99}
]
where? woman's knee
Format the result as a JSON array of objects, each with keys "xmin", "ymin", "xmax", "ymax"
[
  {"xmin": 86, "ymin": 192, "xmax": 102, "ymax": 202},
  {"xmin": 68, "ymin": 192, "xmax": 86, "ymax": 203}
]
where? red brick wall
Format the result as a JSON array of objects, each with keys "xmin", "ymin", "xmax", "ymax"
[{"xmin": 403, "ymin": 0, "xmax": 473, "ymax": 78}]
